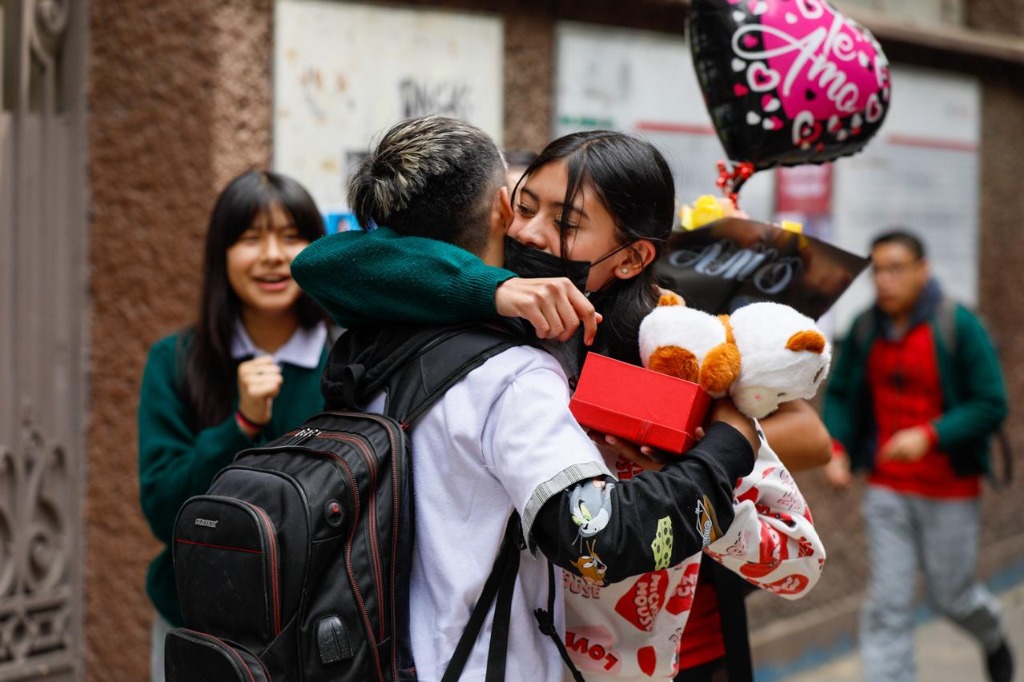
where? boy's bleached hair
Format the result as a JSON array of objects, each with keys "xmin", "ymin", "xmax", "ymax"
[{"xmin": 348, "ymin": 115, "xmax": 505, "ymax": 254}]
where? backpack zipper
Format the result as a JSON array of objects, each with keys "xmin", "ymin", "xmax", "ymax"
[
  {"xmin": 315, "ymin": 432, "xmax": 387, "ymax": 640},
  {"xmin": 284, "ymin": 427, "xmax": 320, "ymax": 446},
  {"xmin": 239, "ymin": 501, "xmax": 282, "ymax": 637},
  {"xmin": 291, "ymin": 432, "xmax": 385, "ymax": 679},
  {"xmin": 295, "ymin": 412, "xmax": 405, "ymax": 678},
  {"xmin": 346, "ymin": 412, "xmax": 405, "ymax": 678}
]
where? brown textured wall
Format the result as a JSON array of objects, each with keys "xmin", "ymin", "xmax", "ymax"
[
  {"xmin": 503, "ymin": 2, "xmax": 555, "ymax": 151},
  {"xmin": 87, "ymin": 1, "xmax": 273, "ymax": 678},
  {"xmin": 966, "ymin": 0, "xmax": 1024, "ymax": 36}
]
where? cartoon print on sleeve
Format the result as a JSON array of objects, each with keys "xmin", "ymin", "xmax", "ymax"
[
  {"xmin": 569, "ymin": 478, "xmax": 615, "ymax": 538},
  {"xmin": 568, "ymin": 478, "xmax": 616, "ymax": 585},
  {"xmin": 572, "ymin": 546, "xmax": 608, "ymax": 585},
  {"xmin": 651, "ymin": 517, "xmax": 673, "ymax": 570},
  {"xmin": 564, "ymin": 567, "xmax": 603, "ymax": 599},
  {"xmin": 695, "ymin": 494, "xmax": 722, "ymax": 548}
]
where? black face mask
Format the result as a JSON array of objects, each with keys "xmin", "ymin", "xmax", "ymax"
[
  {"xmin": 503, "ymin": 237, "xmax": 590, "ymax": 291},
  {"xmin": 502, "ymin": 236, "xmax": 633, "ymax": 294}
]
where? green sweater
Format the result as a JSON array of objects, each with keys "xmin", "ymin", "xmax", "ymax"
[
  {"xmin": 138, "ymin": 332, "xmax": 328, "ymax": 626},
  {"xmin": 291, "ymin": 226, "xmax": 515, "ymax": 329},
  {"xmin": 823, "ymin": 299, "xmax": 1007, "ymax": 477}
]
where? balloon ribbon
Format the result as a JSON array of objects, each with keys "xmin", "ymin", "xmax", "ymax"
[{"xmin": 715, "ymin": 161, "xmax": 755, "ymax": 207}]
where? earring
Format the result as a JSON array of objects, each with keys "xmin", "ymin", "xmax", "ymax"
[{"xmin": 621, "ymin": 267, "xmax": 630, "ymax": 274}]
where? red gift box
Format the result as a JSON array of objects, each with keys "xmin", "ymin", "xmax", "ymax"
[{"xmin": 569, "ymin": 353, "xmax": 711, "ymax": 455}]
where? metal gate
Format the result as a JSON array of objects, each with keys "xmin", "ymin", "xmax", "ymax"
[{"xmin": 0, "ymin": 0, "xmax": 86, "ymax": 679}]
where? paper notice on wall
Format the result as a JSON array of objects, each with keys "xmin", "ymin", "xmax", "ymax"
[
  {"xmin": 830, "ymin": 65, "xmax": 980, "ymax": 334},
  {"xmin": 554, "ymin": 22, "xmax": 776, "ymax": 221},
  {"xmin": 273, "ymin": 0, "xmax": 504, "ymax": 222}
]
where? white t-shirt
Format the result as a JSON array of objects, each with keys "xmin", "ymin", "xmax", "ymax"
[{"xmin": 368, "ymin": 344, "xmax": 611, "ymax": 682}]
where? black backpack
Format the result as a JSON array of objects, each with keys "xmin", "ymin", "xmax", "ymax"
[{"xmin": 164, "ymin": 324, "xmax": 561, "ymax": 681}]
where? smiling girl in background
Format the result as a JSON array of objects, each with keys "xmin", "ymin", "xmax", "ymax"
[{"xmin": 137, "ymin": 170, "xmax": 330, "ymax": 681}]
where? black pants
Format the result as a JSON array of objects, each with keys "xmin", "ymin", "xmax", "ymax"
[
  {"xmin": 674, "ymin": 557, "xmax": 756, "ymax": 682},
  {"xmin": 675, "ymin": 657, "xmax": 728, "ymax": 682}
]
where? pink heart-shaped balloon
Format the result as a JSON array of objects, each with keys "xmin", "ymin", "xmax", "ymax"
[
  {"xmin": 743, "ymin": 0, "xmax": 889, "ymax": 120},
  {"xmin": 689, "ymin": 0, "xmax": 892, "ymax": 175}
]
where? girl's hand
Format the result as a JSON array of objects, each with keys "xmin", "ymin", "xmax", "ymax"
[
  {"xmin": 708, "ymin": 398, "xmax": 759, "ymax": 453},
  {"xmin": 237, "ymin": 355, "xmax": 283, "ymax": 430},
  {"xmin": 589, "ymin": 431, "xmax": 669, "ymax": 472},
  {"xmin": 495, "ymin": 277, "xmax": 602, "ymax": 345}
]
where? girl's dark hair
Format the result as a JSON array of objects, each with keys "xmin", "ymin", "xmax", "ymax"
[
  {"xmin": 516, "ymin": 131, "xmax": 676, "ymax": 364},
  {"xmin": 182, "ymin": 170, "xmax": 327, "ymax": 429}
]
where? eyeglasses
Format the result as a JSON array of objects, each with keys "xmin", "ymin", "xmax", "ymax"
[{"xmin": 871, "ymin": 260, "xmax": 920, "ymax": 278}]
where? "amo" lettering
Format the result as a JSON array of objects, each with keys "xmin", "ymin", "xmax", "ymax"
[{"xmin": 666, "ymin": 239, "xmax": 802, "ymax": 295}]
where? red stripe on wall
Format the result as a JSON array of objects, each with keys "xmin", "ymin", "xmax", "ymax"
[
  {"xmin": 634, "ymin": 121, "xmax": 717, "ymax": 135},
  {"xmin": 885, "ymin": 134, "xmax": 977, "ymax": 152}
]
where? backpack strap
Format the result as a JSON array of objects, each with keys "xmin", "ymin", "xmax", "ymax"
[
  {"xmin": 534, "ymin": 564, "xmax": 586, "ymax": 681},
  {"xmin": 377, "ymin": 324, "xmax": 528, "ymax": 428},
  {"xmin": 934, "ymin": 299, "xmax": 1013, "ymax": 487},
  {"xmin": 377, "ymin": 326, "xmax": 586, "ymax": 680},
  {"xmin": 936, "ymin": 295, "xmax": 957, "ymax": 353},
  {"xmin": 851, "ymin": 308, "xmax": 876, "ymax": 351},
  {"xmin": 443, "ymin": 514, "xmax": 585, "ymax": 681},
  {"xmin": 353, "ymin": 325, "xmax": 532, "ymax": 679}
]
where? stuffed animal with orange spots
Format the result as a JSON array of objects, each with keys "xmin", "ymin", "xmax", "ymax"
[{"xmin": 639, "ymin": 296, "xmax": 831, "ymax": 419}]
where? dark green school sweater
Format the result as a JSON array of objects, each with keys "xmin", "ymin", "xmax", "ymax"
[
  {"xmin": 823, "ymin": 295, "xmax": 1007, "ymax": 477},
  {"xmin": 138, "ymin": 332, "xmax": 328, "ymax": 626},
  {"xmin": 291, "ymin": 226, "xmax": 515, "ymax": 329}
]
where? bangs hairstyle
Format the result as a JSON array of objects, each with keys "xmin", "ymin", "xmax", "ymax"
[
  {"xmin": 516, "ymin": 131, "xmax": 676, "ymax": 364},
  {"xmin": 348, "ymin": 116, "xmax": 504, "ymax": 255},
  {"xmin": 183, "ymin": 170, "xmax": 327, "ymax": 429}
]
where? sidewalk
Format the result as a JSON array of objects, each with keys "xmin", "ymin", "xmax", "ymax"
[{"xmin": 765, "ymin": 580, "xmax": 1024, "ymax": 682}]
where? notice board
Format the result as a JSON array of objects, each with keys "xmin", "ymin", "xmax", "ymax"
[
  {"xmin": 273, "ymin": 0, "xmax": 504, "ymax": 223},
  {"xmin": 554, "ymin": 22, "xmax": 776, "ymax": 222},
  {"xmin": 829, "ymin": 65, "xmax": 980, "ymax": 333}
]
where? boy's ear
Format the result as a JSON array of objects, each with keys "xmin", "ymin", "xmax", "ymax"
[{"xmin": 492, "ymin": 186, "xmax": 513, "ymax": 233}]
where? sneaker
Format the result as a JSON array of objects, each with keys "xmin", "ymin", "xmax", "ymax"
[{"xmin": 987, "ymin": 640, "xmax": 1014, "ymax": 682}]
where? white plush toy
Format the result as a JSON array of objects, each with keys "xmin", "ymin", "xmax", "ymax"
[
  {"xmin": 639, "ymin": 296, "xmax": 831, "ymax": 419},
  {"xmin": 726, "ymin": 302, "xmax": 831, "ymax": 418},
  {"xmin": 638, "ymin": 292, "xmax": 740, "ymax": 398}
]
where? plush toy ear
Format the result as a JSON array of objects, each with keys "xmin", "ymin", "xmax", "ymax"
[
  {"xmin": 786, "ymin": 330, "xmax": 827, "ymax": 354},
  {"xmin": 648, "ymin": 346, "xmax": 699, "ymax": 383},
  {"xmin": 658, "ymin": 291, "xmax": 685, "ymax": 307},
  {"xmin": 700, "ymin": 342, "xmax": 741, "ymax": 397}
]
